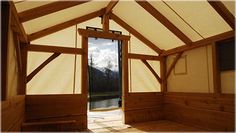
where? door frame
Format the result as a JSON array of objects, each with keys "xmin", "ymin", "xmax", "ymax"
[{"xmin": 77, "ymin": 28, "xmax": 130, "ymax": 126}]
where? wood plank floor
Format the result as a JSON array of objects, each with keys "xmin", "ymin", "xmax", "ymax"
[{"xmin": 88, "ymin": 109, "xmax": 201, "ymax": 132}]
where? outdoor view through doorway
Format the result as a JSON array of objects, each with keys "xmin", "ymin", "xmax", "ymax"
[{"xmin": 88, "ymin": 37, "xmax": 122, "ymax": 111}]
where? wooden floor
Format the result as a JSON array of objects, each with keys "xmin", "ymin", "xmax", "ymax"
[{"xmin": 88, "ymin": 109, "xmax": 200, "ymax": 132}]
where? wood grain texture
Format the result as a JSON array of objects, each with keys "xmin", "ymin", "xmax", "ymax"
[
  {"xmin": 1, "ymin": 95, "xmax": 25, "ymax": 131},
  {"xmin": 128, "ymin": 53, "xmax": 161, "ymax": 61},
  {"xmin": 208, "ymin": 1, "xmax": 235, "ymax": 30},
  {"xmin": 160, "ymin": 57, "xmax": 167, "ymax": 92},
  {"xmin": 25, "ymin": 94, "xmax": 87, "ymax": 131},
  {"xmin": 18, "ymin": 1, "xmax": 90, "ymax": 22},
  {"xmin": 124, "ymin": 92, "xmax": 163, "ymax": 124},
  {"xmin": 163, "ymin": 92, "xmax": 235, "ymax": 131},
  {"xmin": 105, "ymin": 0, "xmax": 118, "ymax": 14},
  {"xmin": 212, "ymin": 43, "xmax": 221, "ymax": 94},
  {"xmin": 136, "ymin": 0, "xmax": 192, "ymax": 44},
  {"xmin": 161, "ymin": 30, "xmax": 235, "ymax": 56},
  {"xmin": 28, "ymin": 44, "xmax": 83, "ymax": 55}
]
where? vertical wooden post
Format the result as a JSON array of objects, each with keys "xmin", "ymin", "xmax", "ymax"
[
  {"xmin": 212, "ymin": 43, "xmax": 221, "ymax": 94},
  {"xmin": 122, "ymin": 40, "xmax": 128, "ymax": 123},
  {"xmin": 102, "ymin": 14, "xmax": 109, "ymax": 32},
  {"xmin": 1, "ymin": 1, "xmax": 10, "ymax": 100},
  {"xmin": 20, "ymin": 43, "xmax": 28, "ymax": 95},
  {"xmin": 160, "ymin": 57, "xmax": 167, "ymax": 93},
  {"xmin": 81, "ymin": 36, "xmax": 88, "ymax": 95}
]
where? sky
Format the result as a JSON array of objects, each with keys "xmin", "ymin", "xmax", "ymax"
[{"xmin": 88, "ymin": 38, "xmax": 119, "ymax": 72}]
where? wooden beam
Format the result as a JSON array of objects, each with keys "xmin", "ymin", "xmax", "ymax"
[
  {"xmin": 212, "ymin": 43, "xmax": 221, "ymax": 94},
  {"xmin": 18, "ymin": 1, "xmax": 90, "ymax": 22},
  {"xmin": 208, "ymin": 1, "xmax": 235, "ymax": 30},
  {"xmin": 1, "ymin": 1, "xmax": 10, "ymax": 100},
  {"xmin": 160, "ymin": 57, "xmax": 167, "ymax": 92},
  {"xmin": 102, "ymin": 14, "xmax": 110, "ymax": 32},
  {"xmin": 122, "ymin": 40, "xmax": 129, "ymax": 112},
  {"xmin": 161, "ymin": 30, "xmax": 235, "ymax": 56},
  {"xmin": 128, "ymin": 53, "xmax": 161, "ymax": 61},
  {"xmin": 20, "ymin": 43, "xmax": 28, "ymax": 94},
  {"xmin": 27, "ymin": 53, "xmax": 61, "ymax": 83},
  {"xmin": 28, "ymin": 44, "xmax": 83, "ymax": 55},
  {"xmin": 28, "ymin": 8, "xmax": 106, "ymax": 41},
  {"xmin": 136, "ymin": 0, "xmax": 192, "ymax": 44},
  {"xmin": 141, "ymin": 59, "xmax": 162, "ymax": 84},
  {"xmin": 78, "ymin": 28, "xmax": 130, "ymax": 40},
  {"xmin": 9, "ymin": 1, "xmax": 28, "ymax": 43},
  {"xmin": 110, "ymin": 13, "xmax": 163, "ymax": 54},
  {"xmin": 166, "ymin": 52, "xmax": 183, "ymax": 78},
  {"xmin": 81, "ymin": 37, "xmax": 88, "ymax": 95},
  {"xmin": 105, "ymin": 0, "xmax": 119, "ymax": 14},
  {"xmin": 13, "ymin": 32, "xmax": 22, "ymax": 74}
]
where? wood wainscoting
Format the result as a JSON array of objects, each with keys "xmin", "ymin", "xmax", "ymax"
[
  {"xmin": 124, "ymin": 92, "xmax": 163, "ymax": 124},
  {"xmin": 1, "ymin": 95, "xmax": 25, "ymax": 131},
  {"xmin": 24, "ymin": 94, "xmax": 87, "ymax": 131},
  {"xmin": 163, "ymin": 92, "xmax": 235, "ymax": 131}
]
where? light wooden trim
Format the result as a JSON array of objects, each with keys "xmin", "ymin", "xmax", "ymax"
[
  {"xmin": 18, "ymin": 1, "xmax": 90, "ymax": 22},
  {"xmin": 122, "ymin": 40, "xmax": 129, "ymax": 112},
  {"xmin": 28, "ymin": 8, "xmax": 106, "ymax": 41},
  {"xmin": 28, "ymin": 44, "xmax": 83, "ymax": 55},
  {"xmin": 212, "ymin": 43, "xmax": 221, "ymax": 94},
  {"xmin": 136, "ymin": 0, "xmax": 192, "ymax": 44},
  {"xmin": 166, "ymin": 52, "xmax": 183, "ymax": 78},
  {"xmin": 78, "ymin": 28, "xmax": 130, "ymax": 40},
  {"xmin": 160, "ymin": 57, "xmax": 167, "ymax": 92},
  {"xmin": 27, "ymin": 53, "xmax": 61, "ymax": 83},
  {"xmin": 208, "ymin": 1, "xmax": 235, "ymax": 30},
  {"xmin": 81, "ymin": 37, "xmax": 88, "ymax": 95},
  {"xmin": 161, "ymin": 30, "xmax": 235, "ymax": 56},
  {"xmin": 128, "ymin": 53, "xmax": 161, "ymax": 61},
  {"xmin": 141, "ymin": 59, "xmax": 162, "ymax": 84},
  {"xmin": 9, "ymin": 1, "xmax": 28, "ymax": 43},
  {"xmin": 105, "ymin": 0, "xmax": 119, "ymax": 14},
  {"xmin": 110, "ymin": 13, "xmax": 163, "ymax": 54},
  {"xmin": 102, "ymin": 14, "xmax": 110, "ymax": 32}
]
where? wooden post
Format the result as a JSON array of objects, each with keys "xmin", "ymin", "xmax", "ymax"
[
  {"xmin": 122, "ymin": 40, "xmax": 128, "ymax": 123},
  {"xmin": 20, "ymin": 43, "xmax": 28, "ymax": 95},
  {"xmin": 102, "ymin": 14, "xmax": 109, "ymax": 32},
  {"xmin": 81, "ymin": 37, "xmax": 88, "ymax": 95},
  {"xmin": 160, "ymin": 57, "xmax": 167, "ymax": 92},
  {"xmin": 212, "ymin": 43, "xmax": 221, "ymax": 94}
]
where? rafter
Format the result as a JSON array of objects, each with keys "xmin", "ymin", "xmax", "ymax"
[
  {"xmin": 28, "ymin": 8, "xmax": 105, "ymax": 41},
  {"xmin": 18, "ymin": 1, "xmax": 91, "ymax": 22},
  {"xmin": 105, "ymin": 0, "xmax": 119, "ymax": 14},
  {"xmin": 110, "ymin": 13, "xmax": 163, "ymax": 54},
  {"xmin": 9, "ymin": 1, "xmax": 28, "ymax": 43},
  {"xmin": 27, "ymin": 53, "xmax": 61, "ymax": 83},
  {"xmin": 141, "ymin": 59, "xmax": 162, "ymax": 84},
  {"xmin": 161, "ymin": 30, "xmax": 235, "ymax": 56},
  {"xmin": 135, "ymin": 0, "xmax": 192, "ymax": 44},
  {"xmin": 28, "ymin": 44, "xmax": 83, "ymax": 55},
  {"xmin": 166, "ymin": 52, "xmax": 183, "ymax": 78},
  {"xmin": 208, "ymin": 1, "xmax": 235, "ymax": 30}
]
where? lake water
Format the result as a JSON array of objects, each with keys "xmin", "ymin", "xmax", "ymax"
[{"xmin": 89, "ymin": 97, "xmax": 120, "ymax": 110}]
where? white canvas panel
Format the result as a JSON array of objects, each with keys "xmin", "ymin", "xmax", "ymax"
[
  {"xmin": 165, "ymin": 1, "xmax": 232, "ymax": 38},
  {"xmin": 27, "ymin": 53, "xmax": 75, "ymax": 94},
  {"xmin": 31, "ymin": 26, "xmax": 76, "ymax": 48},
  {"xmin": 23, "ymin": 1, "xmax": 108, "ymax": 34},
  {"xmin": 149, "ymin": 1, "xmax": 203, "ymax": 42},
  {"xmin": 221, "ymin": 1, "xmax": 235, "ymax": 17},
  {"xmin": 14, "ymin": 1, "xmax": 55, "ymax": 13},
  {"xmin": 129, "ymin": 59, "xmax": 161, "ymax": 92},
  {"xmin": 113, "ymin": 1, "xmax": 185, "ymax": 50}
]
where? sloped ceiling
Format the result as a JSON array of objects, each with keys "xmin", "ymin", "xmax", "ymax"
[{"xmin": 14, "ymin": 0, "xmax": 235, "ymax": 50}]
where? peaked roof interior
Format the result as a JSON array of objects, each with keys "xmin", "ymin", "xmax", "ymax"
[{"xmin": 13, "ymin": 0, "xmax": 235, "ymax": 51}]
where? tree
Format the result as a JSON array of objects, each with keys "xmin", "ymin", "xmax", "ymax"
[{"xmin": 105, "ymin": 60, "xmax": 113, "ymax": 91}]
